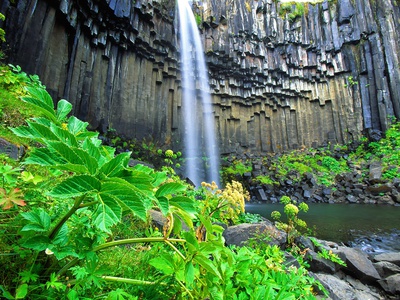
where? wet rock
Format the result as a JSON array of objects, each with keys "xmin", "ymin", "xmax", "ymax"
[
  {"xmin": 367, "ymin": 183, "xmax": 393, "ymax": 195},
  {"xmin": 255, "ymin": 188, "xmax": 268, "ymax": 201}
]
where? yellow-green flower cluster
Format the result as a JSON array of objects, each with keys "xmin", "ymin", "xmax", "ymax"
[{"xmin": 284, "ymin": 203, "xmax": 299, "ymax": 217}]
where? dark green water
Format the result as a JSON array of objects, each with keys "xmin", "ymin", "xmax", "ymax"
[{"xmin": 246, "ymin": 203, "xmax": 400, "ymax": 253}]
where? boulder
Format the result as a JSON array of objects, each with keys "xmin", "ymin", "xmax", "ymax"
[
  {"xmin": 306, "ymin": 249, "xmax": 337, "ymax": 274},
  {"xmin": 313, "ymin": 273, "xmax": 381, "ymax": 300},
  {"xmin": 334, "ymin": 246, "xmax": 381, "ymax": 284},
  {"xmin": 373, "ymin": 252, "xmax": 400, "ymax": 267},
  {"xmin": 223, "ymin": 221, "xmax": 286, "ymax": 247},
  {"xmin": 369, "ymin": 162, "xmax": 383, "ymax": 184},
  {"xmin": 373, "ymin": 261, "xmax": 400, "ymax": 278},
  {"xmin": 378, "ymin": 274, "xmax": 400, "ymax": 295}
]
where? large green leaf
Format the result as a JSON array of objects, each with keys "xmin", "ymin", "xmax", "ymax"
[
  {"xmin": 50, "ymin": 123, "xmax": 79, "ymax": 147},
  {"xmin": 67, "ymin": 116, "xmax": 88, "ymax": 135},
  {"xmin": 149, "ymin": 253, "xmax": 175, "ymax": 275},
  {"xmin": 23, "ymin": 147, "xmax": 66, "ymax": 166},
  {"xmin": 21, "ymin": 209, "xmax": 51, "ymax": 232},
  {"xmin": 82, "ymin": 138, "xmax": 104, "ymax": 166},
  {"xmin": 93, "ymin": 194, "xmax": 122, "ymax": 233},
  {"xmin": 116, "ymin": 169, "xmax": 155, "ymax": 193},
  {"xmin": 22, "ymin": 87, "xmax": 57, "ymax": 122},
  {"xmin": 100, "ymin": 178, "xmax": 149, "ymax": 220},
  {"xmin": 156, "ymin": 196, "xmax": 169, "ymax": 216},
  {"xmin": 99, "ymin": 152, "xmax": 131, "ymax": 177},
  {"xmin": 155, "ymin": 182, "xmax": 186, "ymax": 198},
  {"xmin": 56, "ymin": 99, "xmax": 72, "ymax": 121},
  {"xmin": 21, "ymin": 235, "xmax": 51, "ymax": 251},
  {"xmin": 47, "ymin": 175, "xmax": 101, "ymax": 198},
  {"xmin": 10, "ymin": 121, "xmax": 58, "ymax": 142},
  {"xmin": 47, "ymin": 141, "xmax": 98, "ymax": 174},
  {"xmin": 169, "ymin": 196, "xmax": 197, "ymax": 215},
  {"xmin": 25, "ymin": 86, "xmax": 54, "ymax": 108},
  {"xmin": 46, "ymin": 141, "xmax": 85, "ymax": 166},
  {"xmin": 193, "ymin": 254, "xmax": 222, "ymax": 280},
  {"xmin": 99, "ymin": 145, "xmax": 116, "ymax": 161}
]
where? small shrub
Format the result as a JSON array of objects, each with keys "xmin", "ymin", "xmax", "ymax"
[{"xmin": 271, "ymin": 196, "xmax": 309, "ymax": 246}]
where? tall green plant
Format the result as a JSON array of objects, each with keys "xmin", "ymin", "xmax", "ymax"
[{"xmin": 1, "ymin": 86, "xmax": 196, "ymax": 299}]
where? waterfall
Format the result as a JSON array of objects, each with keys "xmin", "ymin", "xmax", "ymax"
[{"xmin": 176, "ymin": 0, "xmax": 220, "ymax": 187}]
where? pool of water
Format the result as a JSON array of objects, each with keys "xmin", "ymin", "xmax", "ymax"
[{"xmin": 245, "ymin": 203, "xmax": 400, "ymax": 253}]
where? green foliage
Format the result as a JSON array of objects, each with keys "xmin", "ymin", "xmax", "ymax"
[
  {"xmin": 196, "ymin": 181, "xmax": 250, "ymax": 227},
  {"xmin": 349, "ymin": 122, "xmax": 400, "ymax": 180},
  {"xmin": 255, "ymin": 174, "xmax": 278, "ymax": 186},
  {"xmin": 279, "ymin": 2, "xmax": 306, "ymax": 22},
  {"xmin": 222, "ymin": 159, "xmax": 252, "ymax": 183},
  {"xmin": 344, "ymin": 75, "xmax": 358, "ymax": 88},
  {"xmin": 194, "ymin": 13, "xmax": 202, "ymax": 26},
  {"xmin": 271, "ymin": 196, "xmax": 309, "ymax": 246},
  {"xmin": 0, "ymin": 67, "xmax": 327, "ymax": 299},
  {"xmin": 237, "ymin": 212, "xmax": 264, "ymax": 224},
  {"xmin": 309, "ymin": 237, "xmax": 347, "ymax": 267},
  {"xmin": 0, "ymin": 13, "xmax": 5, "ymax": 43},
  {"xmin": 0, "ymin": 85, "xmax": 195, "ymax": 298}
]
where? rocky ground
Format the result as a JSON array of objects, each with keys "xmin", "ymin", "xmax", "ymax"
[
  {"xmin": 223, "ymin": 221, "xmax": 400, "ymax": 299},
  {"xmin": 223, "ymin": 144, "xmax": 400, "ymax": 206}
]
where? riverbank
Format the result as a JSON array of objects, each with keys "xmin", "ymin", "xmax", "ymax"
[
  {"xmin": 223, "ymin": 219, "xmax": 400, "ymax": 299},
  {"xmin": 246, "ymin": 202, "xmax": 400, "ymax": 253}
]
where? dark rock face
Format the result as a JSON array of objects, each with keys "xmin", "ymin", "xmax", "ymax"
[{"xmin": 1, "ymin": 0, "xmax": 400, "ymax": 154}]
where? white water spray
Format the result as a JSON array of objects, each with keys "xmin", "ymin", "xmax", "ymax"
[{"xmin": 176, "ymin": 0, "xmax": 220, "ymax": 187}]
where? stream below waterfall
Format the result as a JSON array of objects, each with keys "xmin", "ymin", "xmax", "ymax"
[{"xmin": 245, "ymin": 203, "xmax": 400, "ymax": 254}]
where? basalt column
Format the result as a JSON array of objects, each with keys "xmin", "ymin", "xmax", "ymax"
[{"xmin": 1, "ymin": 0, "xmax": 399, "ymax": 154}]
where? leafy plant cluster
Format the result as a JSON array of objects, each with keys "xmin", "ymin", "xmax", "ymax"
[
  {"xmin": 271, "ymin": 196, "xmax": 309, "ymax": 246},
  {"xmin": 270, "ymin": 196, "xmax": 346, "ymax": 269},
  {"xmin": 104, "ymin": 130, "xmax": 182, "ymax": 171},
  {"xmin": 196, "ymin": 180, "xmax": 250, "ymax": 227},
  {"xmin": 0, "ymin": 67, "xmax": 327, "ymax": 299},
  {"xmin": 350, "ymin": 121, "xmax": 400, "ymax": 180},
  {"xmin": 278, "ymin": 2, "xmax": 306, "ymax": 22},
  {"xmin": 0, "ymin": 65, "xmax": 45, "ymax": 137},
  {"xmin": 221, "ymin": 158, "xmax": 252, "ymax": 183},
  {"xmin": 249, "ymin": 148, "xmax": 349, "ymax": 188}
]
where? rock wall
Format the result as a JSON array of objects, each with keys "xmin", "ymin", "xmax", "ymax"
[{"xmin": 1, "ymin": 0, "xmax": 399, "ymax": 154}]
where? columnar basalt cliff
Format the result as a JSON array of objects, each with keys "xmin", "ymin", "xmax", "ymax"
[{"xmin": 1, "ymin": 0, "xmax": 399, "ymax": 154}]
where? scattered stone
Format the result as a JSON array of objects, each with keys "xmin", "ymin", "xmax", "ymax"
[
  {"xmin": 369, "ymin": 162, "xmax": 383, "ymax": 184},
  {"xmin": 255, "ymin": 188, "xmax": 268, "ymax": 201}
]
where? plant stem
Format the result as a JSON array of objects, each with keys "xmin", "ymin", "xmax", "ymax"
[
  {"xmin": 48, "ymin": 194, "xmax": 86, "ymax": 240},
  {"xmin": 93, "ymin": 237, "xmax": 186, "ymax": 252},
  {"xmin": 101, "ymin": 276, "xmax": 159, "ymax": 286},
  {"xmin": 57, "ymin": 257, "xmax": 79, "ymax": 277},
  {"xmin": 79, "ymin": 200, "xmax": 98, "ymax": 208},
  {"xmin": 165, "ymin": 239, "xmax": 186, "ymax": 260}
]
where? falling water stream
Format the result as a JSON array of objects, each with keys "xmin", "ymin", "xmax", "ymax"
[{"xmin": 177, "ymin": 0, "xmax": 220, "ymax": 187}]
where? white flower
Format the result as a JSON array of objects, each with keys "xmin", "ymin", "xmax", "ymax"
[{"xmin": 45, "ymin": 248, "xmax": 54, "ymax": 255}]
